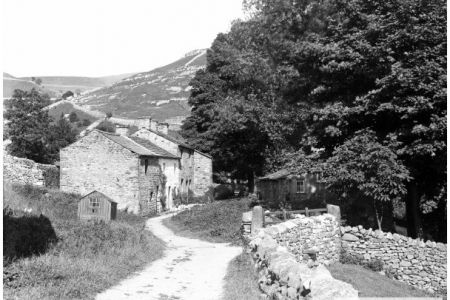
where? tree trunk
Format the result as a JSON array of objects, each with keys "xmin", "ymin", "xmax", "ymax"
[
  {"xmin": 406, "ymin": 181, "xmax": 423, "ymax": 238},
  {"xmin": 247, "ymin": 172, "xmax": 255, "ymax": 193}
]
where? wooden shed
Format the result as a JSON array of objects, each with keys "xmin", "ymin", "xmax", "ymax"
[
  {"xmin": 78, "ymin": 191, "xmax": 117, "ymax": 222},
  {"xmin": 256, "ymin": 169, "xmax": 326, "ymax": 209}
]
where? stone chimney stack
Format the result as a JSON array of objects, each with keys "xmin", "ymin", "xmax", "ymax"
[
  {"xmin": 156, "ymin": 122, "xmax": 169, "ymax": 135},
  {"xmin": 149, "ymin": 119, "xmax": 158, "ymax": 131},
  {"xmin": 115, "ymin": 125, "xmax": 130, "ymax": 136}
]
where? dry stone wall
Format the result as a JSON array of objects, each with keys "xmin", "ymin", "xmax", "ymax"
[
  {"xmin": 3, "ymin": 154, "xmax": 59, "ymax": 188},
  {"xmin": 248, "ymin": 217, "xmax": 358, "ymax": 300},
  {"xmin": 275, "ymin": 214, "xmax": 341, "ymax": 265},
  {"xmin": 341, "ymin": 226, "xmax": 447, "ymax": 294}
]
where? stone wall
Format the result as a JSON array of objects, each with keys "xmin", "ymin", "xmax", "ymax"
[
  {"xmin": 192, "ymin": 151, "xmax": 213, "ymax": 200},
  {"xmin": 248, "ymin": 217, "xmax": 358, "ymax": 300},
  {"xmin": 341, "ymin": 226, "xmax": 447, "ymax": 294},
  {"xmin": 275, "ymin": 214, "xmax": 341, "ymax": 265},
  {"xmin": 138, "ymin": 157, "xmax": 163, "ymax": 215},
  {"xmin": 3, "ymin": 154, "xmax": 59, "ymax": 188},
  {"xmin": 60, "ymin": 131, "xmax": 141, "ymax": 213}
]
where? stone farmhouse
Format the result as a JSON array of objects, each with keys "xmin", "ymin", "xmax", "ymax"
[{"xmin": 60, "ymin": 120, "xmax": 213, "ymax": 215}]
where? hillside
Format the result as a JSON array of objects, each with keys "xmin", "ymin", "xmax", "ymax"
[
  {"xmin": 3, "ymin": 73, "xmax": 57, "ymax": 98},
  {"xmin": 74, "ymin": 49, "xmax": 207, "ymax": 121},
  {"xmin": 3, "ymin": 73, "xmax": 134, "ymax": 98}
]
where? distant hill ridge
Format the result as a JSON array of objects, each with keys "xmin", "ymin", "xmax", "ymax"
[{"xmin": 73, "ymin": 49, "xmax": 207, "ymax": 122}]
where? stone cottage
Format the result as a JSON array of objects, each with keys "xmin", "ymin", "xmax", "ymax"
[
  {"xmin": 131, "ymin": 125, "xmax": 213, "ymax": 201},
  {"xmin": 60, "ymin": 129, "xmax": 179, "ymax": 214}
]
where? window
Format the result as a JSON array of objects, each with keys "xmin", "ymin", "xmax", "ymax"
[
  {"xmin": 144, "ymin": 159, "xmax": 148, "ymax": 174},
  {"xmin": 162, "ymin": 163, "xmax": 166, "ymax": 171},
  {"xmin": 89, "ymin": 197, "xmax": 100, "ymax": 214},
  {"xmin": 148, "ymin": 191, "xmax": 153, "ymax": 205},
  {"xmin": 296, "ymin": 179, "xmax": 306, "ymax": 193},
  {"xmin": 174, "ymin": 163, "xmax": 176, "ymax": 173}
]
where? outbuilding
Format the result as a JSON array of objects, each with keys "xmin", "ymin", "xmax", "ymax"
[
  {"xmin": 78, "ymin": 190, "xmax": 117, "ymax": 222},
  {"xmin": 256, "ymin": 169, "xmax": 326, "ymax": 209}
]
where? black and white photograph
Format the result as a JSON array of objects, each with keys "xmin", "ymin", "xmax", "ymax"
[{"xmin": 2, "ymin": 0, "xmax": 447, "ymax": 299}]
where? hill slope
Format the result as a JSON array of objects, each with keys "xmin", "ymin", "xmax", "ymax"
[
  {"xmin": 74, "ymin": 49, "xmax": 207, "ymax": 121},
  {"xmin": 3, "ymin": 73, "xmax": 134, "ymax": 98}
]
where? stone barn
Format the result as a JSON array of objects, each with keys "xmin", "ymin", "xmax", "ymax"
[
  {"xmin": 78, "ymin": 190, "xmax": 117, "ymax": 222},
  {"xmin": 256, "ymin": 169, "xmax": 326, "ymax": 209},
  {"xmin": 60, "ymin": 129, "xmax": 180, "ymax": 214}
]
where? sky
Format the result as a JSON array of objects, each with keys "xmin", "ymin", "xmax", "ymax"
[{"xmin": 2, "ymin": 0, "xmax": 245, "ymax": 77}]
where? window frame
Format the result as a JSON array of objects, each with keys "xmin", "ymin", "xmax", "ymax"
[
  {"xmin": 296, "ymin": 178, "xmax": 306, "ymax": 194},
  {"xmin": 89, "ymin": 197, "xmax": 100, "ymax": 214}
]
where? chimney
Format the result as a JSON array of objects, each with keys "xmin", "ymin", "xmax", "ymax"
[
  {"xmin": 115, "ymin": 125, "xmax": 129, "ymax": 136},
  {"xmin": 157, "ymin": 122, "xmax": 169, "ymax": 135},
  {"xmin": 149, "ymin": 119, "xmax": 158, "ymax": 131}
]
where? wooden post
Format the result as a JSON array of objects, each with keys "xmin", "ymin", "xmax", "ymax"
[
  {"xmin": 251, "ymin": 205, "xmax": 265, "ymax": 233},
  {"xmin": 305, "ymin": 207, "xmax": 309, "ymax": 217},
  {"xmin": 282, "ymin": 208, "xmax": 287, "ymax": 220},
  {"xmin": 327, "ymin": 204, "xmax": 341, "ymax": 223}
]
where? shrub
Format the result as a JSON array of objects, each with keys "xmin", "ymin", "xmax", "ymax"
[
  {"xmin": 340, "ymin": 248, "xmax": 384, "ymax": 272},
  {"xmin": 81, "ymin": 118, "xmax": 91, "ymax": 126},
  {"xmin": 364, "ymin": 258, "xmax": 384, "ymax": 272},
  {"xmin": 96, "ymin": 120, "xmax": 116, "ymax": 133}
]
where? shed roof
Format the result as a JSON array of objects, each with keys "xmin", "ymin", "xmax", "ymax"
[
  {"xmin": 258, "ymin": 169, "xmax": 291, "ymax": 181},
  {"xmin": 96, "ymin": 130, "xmax": 176, "ymax": 158},
  {"xmin": 80, "ymin": 190, "xmax": 117, "ymax": 203}
]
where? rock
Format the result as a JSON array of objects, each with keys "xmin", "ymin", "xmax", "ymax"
[
  {"xmin": 251, "ymin": 206, "xmax": 265, "ymax": 233},
  {"xmin": 400, "ymin": 261, "xmax": 412, "ymax": 267},
  {"xmin": 342, "ymin": 233, "xmax": 359, "ymax": 242},
  {"xmin": 242, "ymin": 211, "xmax": 252, "ymax": 222},
  {"xmin": 287, "ymin": 287, "xmax": 297, "ymax": 299}
]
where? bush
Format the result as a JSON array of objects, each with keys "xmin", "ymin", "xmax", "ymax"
[
  {"xmin": 81, "ymin": 119, "xmax": 91, "ymax": 126},
  {"xmin": 96, "ymin": 120, "xmax": 116, "ymax": 133},
  {"xmin": 365, "ymin": 258, "xmax": 384, "ymax": 272}
]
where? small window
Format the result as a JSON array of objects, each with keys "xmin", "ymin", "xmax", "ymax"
[
  {"xmin": 162, "ymin": 163, "xmax": 166, "ymax": 171},
  {"xmin": 145, "ymin": 159, "xmax": 148, "ymax": 174},
  {"xmin": 89, "ymin": 197, "xmax": 100, "ymax": 213},
  {"xmin": 296, "ymin": 179, "xmax": 305, "ymax": 193}
]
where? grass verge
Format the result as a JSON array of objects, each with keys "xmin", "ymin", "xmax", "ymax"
[
  {"xmin": 163, "ymin": 198, "xmax": 252, "ymax": 244},
  {"xmin": 222, "ymin": 252, "xmax": 260, "ymax": 300},
  {"xmin": 328, "ymin": 263, "xmax": 434, "ymax": 298},
  {"xmin": 3, "ymin": 183, "xmax": 165, "ymax": 300}
]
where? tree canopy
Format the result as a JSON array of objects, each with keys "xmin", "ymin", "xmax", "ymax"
[{"xmin": 181, "ymin": 0, "xmax": 446, "ymax": 241}]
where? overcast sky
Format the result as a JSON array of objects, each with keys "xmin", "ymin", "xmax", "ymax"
[{"xmin": 2, "ymin": 0, "xmax": 245, "ymax": 77}]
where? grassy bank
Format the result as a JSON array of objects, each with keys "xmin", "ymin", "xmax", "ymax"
[
  {"xmin": 3, "ymin": 183, "xmax": 165, "ymax": 300},
  {"xmin": 164, "ymin": 198, "xmax": 260, "ymax": 300},
  {"xmin": 328, "ymin": 263, "xmax": 434, "ymax": 297},
  {"xmin": 163, "ymin": 198, "xmax": 252, "ymax": 244}
]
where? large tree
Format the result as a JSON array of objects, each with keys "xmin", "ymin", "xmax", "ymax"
[
  {"xmin": 182, "ymin": 0, "xmax": 446, "ymax": 240},
  {"xmin": 4, "ymin": 89, "xmax": 53, "ymax": 163}
]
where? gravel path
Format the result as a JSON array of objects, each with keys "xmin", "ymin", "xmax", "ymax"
[{"xmin": 96, "ymin": 214, "xmax": 242, "ymax": 300}]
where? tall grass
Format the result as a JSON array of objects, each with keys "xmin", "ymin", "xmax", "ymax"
[
  {"xmin": 3, "ymin": 183, "xmax": 165, "ymax": 300},
  {"xmin": 163, "ymin": 198, "xmax": 252, "ymax": 244}
]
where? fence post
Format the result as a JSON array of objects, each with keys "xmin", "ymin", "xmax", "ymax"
[
  {"xmin": 251, "ymin": 206, "xmax": 265, "ymax": 233},
  {"xmin": 282, "ymin": 208, "xmax": 287, "ymax": 220},
  {"xmin": 305, "ymin": 207, "xmax": 309, "ymax": 217}
]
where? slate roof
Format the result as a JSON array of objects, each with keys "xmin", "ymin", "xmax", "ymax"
[
  {"xmin": 96, "ymin": 130, "xmax": 177, "ymax": 158},
  {"xmin": 145, "ymin": 128, "xmax": 193, "ymax": 150},
  {"xmin": 129, "ymin": 136, "xmax": 178, "ymax": 159}
]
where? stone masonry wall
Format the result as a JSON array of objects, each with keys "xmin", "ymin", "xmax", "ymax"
[
  {"xmin": 193, "ymin": 151, "xmax": 213, "ymax": 200},
  {"xmin": 275, "ymin": 214, "xmax": 341, "ymax": 264},
  {"xmin": 341, "ymin": 226, "xmax": 447, "ymax": 294},
  {"xmin": 138, "ymin": 157, "xmax": 162, "ymax": 215},
  {"xmin": 248, "ymin": 216, "xmax": 358, "ymax": 300},
  {"xmin": 4, "ymin": 154, "xmax": 59, "ymax": 188},
  {"xmin": 60, "ymin": 131, "xmax": 141, "ymax": 213}
]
